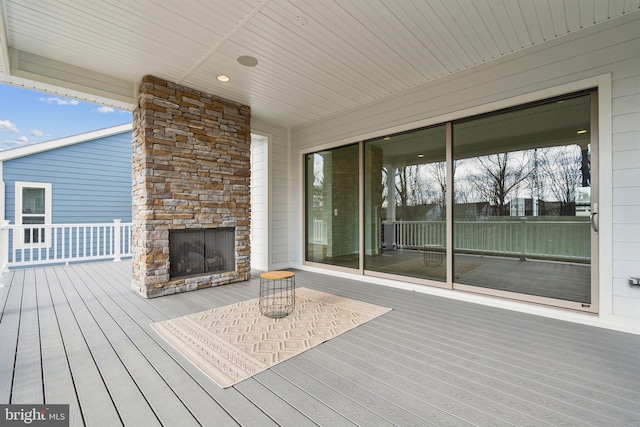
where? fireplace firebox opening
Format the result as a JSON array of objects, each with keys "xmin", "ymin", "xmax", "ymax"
[{"xmin": 170, "ymin": 228, "xmax": 235, "ymax": 280}]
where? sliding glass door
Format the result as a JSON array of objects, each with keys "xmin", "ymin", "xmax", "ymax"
[
  {"xmin": 452, "ymin": 93, "xmax": 596, "ymax": 307},
  {"xmin": 363, "ymin": 125, "xmax": 448, "ymax": 283},
  {"xmin": 305, "ymin": 144, "xmax": 360, "ymax": 269},
  {"xmin": 303, "ymin": 90, "xmax": 598, "ymax": 310}
]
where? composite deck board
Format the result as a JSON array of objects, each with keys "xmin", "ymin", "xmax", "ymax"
[
  {"xmin": 302, "ymin": 278, "xmax": 637, "ymax": 425},
  {"xmin": 353, "ymin": 287, "xmax": 640, "ymax": 395},
  {"xmin": 85, "ymin": 262, "xmax": 186, "ymax": 322},
  {"xmin": 1, "ymin": 261, "xmax": 640, "ymax": 426},
  {"xmin": 291, "ymin": 270, "xmax": 640, "ymax": 426},
  {"xmin": 36, "ymin": 267, "xmax": 83, "ymax": 427},
  {"xmin": 52, "ymin": 266, "xmax": 160, "ymax": 426},
  {"xmin": 353, "ymin": 277, "xmax": 635, "ymax": 364},
  {"xmin": 11, "ymin": 269, "xmax": 43, "ymax": 404},
  {"xmin": 342, "ymin": 329, "xmax": 580, "ymax": 426},
  {"xmin": 421, "ymin": 309, "xmax": 640, "ymax": 379},
  {"xmin": 376, "ymin": 313, "xmax": 640, "ymax": 421},
  {"xmin": 269, "ymin": 361, "xmax": 398, "ymax": 426},
  {"xmin": 288, "ymin": 355, "xmax": 472, "ymax": 426},
  {"xmin": 43, "ymin": 266, "xmax": 122, "ymax": 426},
  {"xmin": 252, "ymin": 370, "xmax": 358, "ymax": 427},
  {"xmin": 233, "ymin": 379, "xmax": 317, "ymax": 427},
  {"xmin": 65, "ymin": 264, "xmax": 201, "ymax": 427},
  {"xmin": 313, "ymin": 339, "xmax": 545, "ymax": 426},
  {"xmin": 0, "ymin": 270, "xmax": 24, "ymax": 403},
  {"xmin": 359, "ymin": 321, "xmax": 633, "ymax": 426},
  {"xmin": 296, "ymin": 270, "xmax": 640, "ymax": 379}
]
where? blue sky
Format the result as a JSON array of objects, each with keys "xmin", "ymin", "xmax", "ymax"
[{"xmin": 0, "ymin": 83, "xmax": 132, "ymax": 151}]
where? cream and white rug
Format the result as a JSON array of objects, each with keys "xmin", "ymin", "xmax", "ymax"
[{"xmin": 151, "ymin": 287, "xmax": 391, "ymax": 388}]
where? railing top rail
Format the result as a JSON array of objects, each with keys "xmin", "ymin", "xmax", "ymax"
[
  {"xmin": 392, "ymin": 219, "xmax": 588, "ymax": 225},
  {"xmin": 6, "ymin": 222, "xmax": 132, "ymax": 229},
  {"xmin": 389, "ymin": 220, "xmax": 446, "ymax": 224}
]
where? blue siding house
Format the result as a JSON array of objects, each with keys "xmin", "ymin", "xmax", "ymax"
[
  {"xmin": 1, "ymin": 124, "xmax": 132, "ymax": 224},
  {"xmin": 0, "ymin": 124, "xmax": 132, "ymax": 267}
]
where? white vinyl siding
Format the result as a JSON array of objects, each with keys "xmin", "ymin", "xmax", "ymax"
[
  {"xmin": 250, "ymin": 133, "xmax": 268, "ymax": 271},
  {"xmin": 252, "ymin": 119, "xmax": 290, "ymax": 270},
  {"xmin": 612, "ymin": 77, "xmax": 640, "ymax": 320}
]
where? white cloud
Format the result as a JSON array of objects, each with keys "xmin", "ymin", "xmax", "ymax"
[
  {"xmin": 0, "ymin": 139, "xmax": 37, "ymax": 150},
  {"xmin": 97, "ymin": 106, "xmax": 115, "ymax": 114},
  {"xmin": 30, "ymin": 129, "xmax": 45, "ymax": 137},
  {"xmin": 39, "ymin": 96, "xmax": 80, "ymax": 106},
  {"xmin": 0, "ymin": 119, "xmax": 20, "ymax": 133},
  {"xmin": 0, "ymin": 135, "xmax": 30, "ymax": 150}
]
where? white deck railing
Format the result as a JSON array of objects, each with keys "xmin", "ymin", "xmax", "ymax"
[
  {"xmin": 0, "ymin": 220, "xmax": 132, "ymax": 274},
  {"xmin": 393, "ymin": 219, "xmax": 590, "ymax": 262},
  {"xmin": 311, "ymin": 219, "xmax": 325, "ymax": 243}
]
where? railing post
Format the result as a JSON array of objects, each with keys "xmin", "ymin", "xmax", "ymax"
[
  {"xmin": 113, "ymin": 219, "xmax": 122, "ymax": 262},
  {"xmin": 0, "ymin": 220, "xmax": 9, "ymax": 275}
]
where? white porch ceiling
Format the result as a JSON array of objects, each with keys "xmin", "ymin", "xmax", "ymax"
[{"xmin": 0, "ymin": 0, "xmax": 638, "ymax": 128}]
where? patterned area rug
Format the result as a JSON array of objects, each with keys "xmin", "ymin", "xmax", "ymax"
[{"xmin": 151, "ymin": 287, "xmax": 391, "ymax": 388}]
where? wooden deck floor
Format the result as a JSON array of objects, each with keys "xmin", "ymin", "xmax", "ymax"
[{"xmin": 1, "ymin": 261, "xmax": 640, "ymax": 426}]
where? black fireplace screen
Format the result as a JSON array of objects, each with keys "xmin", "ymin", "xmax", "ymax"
[{"xmin": 169, "ymin": 228, "xmax": 235, "ymax": 279}]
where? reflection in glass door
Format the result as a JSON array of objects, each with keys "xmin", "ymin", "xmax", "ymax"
[
  {"xmin": 452, "ymin": 93, "xmax": 596, "ymax": 307},
  {"xmin": 305, "ymin": 144, "xmax": 360, "ymax": 269},
  {"xmin": 364, "ymin": 125, "xmax": 448, "ymax": 283}
]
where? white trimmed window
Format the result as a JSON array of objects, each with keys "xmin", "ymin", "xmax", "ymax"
[{"xmin": 15, "ymin": 182, "xmax": 52, "ymax": 248}]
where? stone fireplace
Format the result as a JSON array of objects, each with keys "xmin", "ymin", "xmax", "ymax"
[{"xmin": 132, "ymin": 75, "xmax": 251, "ymax": 298}]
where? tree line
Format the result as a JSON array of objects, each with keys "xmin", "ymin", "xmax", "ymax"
[{"xmin": 391, "ymin": 144, "xmax": 588, "ymax": 219}]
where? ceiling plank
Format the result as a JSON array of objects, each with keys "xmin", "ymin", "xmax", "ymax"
[
  {"xmin": 534, "ymin": 0, "xmax": 558, "ymax": 41},
  {"xmin": 177, "ymin": 0, "xmax": 272, "ymax": 83},
  {"xmin": 269, "ymin": 0, "xmax": 406, "ymax": 93}
]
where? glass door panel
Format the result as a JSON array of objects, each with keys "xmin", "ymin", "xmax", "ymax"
[
  {"xmin": 305, "ymin": 144, "xmax": 360, "ymax": 269},
  {"xmin": 452, "ymin": 94, "xmax": 594, "ymax": 304},
  {"xmin": 364, "ymin": 125, "xmax": 447, "ymax": 282}
]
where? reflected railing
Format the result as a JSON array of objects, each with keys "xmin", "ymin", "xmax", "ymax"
[{"xmin": 390, "ymin": 219, "xmax": 590, "ymax": 262}]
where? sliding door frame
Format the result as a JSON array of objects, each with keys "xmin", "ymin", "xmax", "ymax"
[{"xmin": 302, "ymin": 80, "xmax": 605, "ymax": 314}]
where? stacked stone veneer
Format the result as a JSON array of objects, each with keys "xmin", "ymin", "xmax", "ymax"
[{"xmin": 132, "ymin": 75, "xmax": 251, "ymax": 298}]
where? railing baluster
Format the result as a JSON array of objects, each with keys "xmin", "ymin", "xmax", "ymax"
[
  {"xmin": 0, "ymin": 221, "xmax": 8, "ymax": 275},
  {"xmin": 113, "ymin": 220, "xmax": 122, "ymax": 262}
]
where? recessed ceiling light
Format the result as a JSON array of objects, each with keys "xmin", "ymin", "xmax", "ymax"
[
  {"xmin": 217, "ymin": 75, "xmax": 230, "ymax": 82},
  {"xmin": 577, "ymin": 129, "xmax": 587, "ymax": 134},
  {"xmin": 237, "ymin": 55, "xmax": 258, "ymax": 67},
  {"xmin": 417, "ymin": 154, "xmax": 424, "ymax": 158},
  {"xmin": 383, "ymin": 137, "xmax": 390, "ymax": 141}
]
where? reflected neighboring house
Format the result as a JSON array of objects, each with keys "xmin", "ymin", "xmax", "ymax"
[
  {"xmin": 0, "ymin": 124, "xmax": 132, "ymax": 254},
  {"xmin": 507, "ymin": 198, "xmax": 579, "ymax": 217},
  {"xmin": 453, "ymin": 202, "xmax": 492, "ymax": 220}
]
